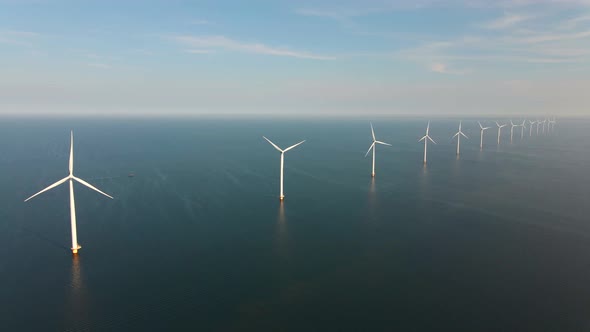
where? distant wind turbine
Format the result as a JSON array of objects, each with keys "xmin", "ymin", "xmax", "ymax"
[
  {"xmin": 542, "ymin": 118, "xmax": 547, "ymax": 134},
  {"xmin": 418, "ymin": 121, "xmax": 436, "ymax": 164},
  {"xmin": 536, "ymin": 120, "xmax": 541, "ymax": 135},
  {"xmin": 452, "ymin": 121, "xmax": 468, "ymax": 155},
  {"xmin": 549, "ymin": 117, "xmax": 556, "ymax": 132},
  {"xmin": 496, "ymin": 121, "xmax": 507, "ymax": 145},
  {"xmin": 528, "ymin": 120, "xmax": 535, "ymax": 136},
  {"xmin": 520, "ymin": 120, "xmax": 526, "ymax": 139},
  {"xmin": 478, "ymin": 121, "xmax": 491, "ymax": 150},
  {"xmin": 365, "ymin": 123, "xmax": 392, "ymax": 177},
  {"xmin": 263, "ymin": 136, "xmax": 305, "ymax": 201},
  {"xmin": 24, "ymin": 131, "xmax": 113, "ymax": 254},
  {"xmin": 509, "ymin": 120, "xmax": 518, "ymax": 143}
]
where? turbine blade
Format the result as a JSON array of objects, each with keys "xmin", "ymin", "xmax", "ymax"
[
  {"xmin": 428, "ymin": 136, "xmax": 437, "ymax": 144},
  {"xmin": 418, "ymin": 135, "xmax": 427, "ymax": 142},
  {"xmin": 478, "ymin": 121, "xmax": 483, "ymax": 129},
  {"xmin": 73, "ymin": 176, "xmax": 113, "ymax": 199},
  {"xmin": 375, "ymin": 140, "xmax": 392, "ymax": 146},
  {"xmin": 461, "ymin": 132, "xmax": 468, "ymax": 139},
  {"xmin": 365, "ymin": 142, "xmax": 375, "ymax": 157},
  {"xmin": 452, "ymin": 132, "xmax": 459, "ymax": 139},
  {"xmin": 69, "ymin": 131, "xmax": 74, "ymax": 175},
  {"xmin": 370, "ymin": 123, "xmax": 376, "ymax": 141},
  {"xmin": 283, "ymin": 140, "xmax": 305, "ymax": 152},
  {"xmin": 263, "ymin": 136, "xmax": 283, "ymax": 152},
  {"xmin": 24, "ymin": 176, "xmax": 69, "ymax": 202}
]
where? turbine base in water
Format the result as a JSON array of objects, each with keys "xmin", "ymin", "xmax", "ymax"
[
  {"xmin": 71, "ymin": 245, "xmax": 81, "ymax": 254},
  {"xmin": 279, "ymin": 196, "xmax": 284, "ymax": 201},
  {"xmin": 371, "ymin": 173, "xmax": 375, "ymax": 177}
]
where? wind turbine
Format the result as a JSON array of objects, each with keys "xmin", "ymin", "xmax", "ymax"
[
  {"xmin": 478, "ymin": 121, "xmax": 491, "ymax": 150},
  {"xmin": 549, "ymin": 117, "xmax": 556, "ymax": 132},
  {"xmin": 509, "ymin": 120, "xmax": 518, "ymax": 143},
  {"xmin": 542, "ymin": 118, "xmax": 547, "ymax": 134},
  {"xmin": 263, "ymin": 136, "xmax": 305, "ymax": 201},
  {"xmin": 496, "ymin": 121, "xmax": 507, "ymax": 145},
  {"xmin": 520, "ymin": 119, "xmax": 526, "ymax": 139},
  {"xmin": 24, "ymin": 131, "xmax": 113, "ymax": 254},
  {"xmin": 418, "ymin": 121, "xmax": 436, "ymax": 164},
  {"xmin": 528, "ymin": 120, "xmax": 535, "ymax": 136},
  {"xmin": 365, "ymin": 123, "xmax": 392, "ymax": 177},
  {"xmin": 452, "ymin": 121, "xmax": 468, "ymax": 155},
  {"xmin": 536, "ymin": 120, "xmax": 541, "ymax": 135}
]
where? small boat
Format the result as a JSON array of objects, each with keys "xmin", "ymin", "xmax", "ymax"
[{"xmin": 128, "ymin": 172, "xmax": 135, "ymax": 178}]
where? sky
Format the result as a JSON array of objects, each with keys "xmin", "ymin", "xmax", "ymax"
[{"xmin": 1, "ymin": 0, "xmax": 589, "ymax": 117}]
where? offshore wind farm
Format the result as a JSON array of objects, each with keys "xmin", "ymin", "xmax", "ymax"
[
  {"xmin": 2, "ymin": 117, "xmax": 589, "ymax": 331},
  {"xmin": 2, "ymin": 0, "xmax": 590, "ymax": 331}
]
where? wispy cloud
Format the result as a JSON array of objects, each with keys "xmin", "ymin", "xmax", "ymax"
[
  {"xmin": 295, "ymin": 7, "xmax": 383, "ymax": 20},
  {"xmin": 518, "ymin": 29, "xmax": 590, "ymax": 43},
  {"xmin": 87, "ymin": 62, "xmax": 111, "ymax": 69},
  {"xmin": 189, "ymin": 19, "xmax": 210, "ymax": 25},
  {"xmin": 171, "ymin": 35, "xmax": 335, "ymax": 60},
  {"xmin": 430, "ymin": 62, "xmax": 468, "ymax": 75},
  {"xmin": 559, "ymin": 15, "xmax": 590, "ymax": 29},
  {"xmin": 186, "ymin": 49, "xmax": 214, "ymax": 54},
  {"xmin": 0, "ymin": 29, "xmax": 39, "ymax": 47},
  {"xmin": 481, "ymin": 13, "xmax": 535, "ymax": 29}
]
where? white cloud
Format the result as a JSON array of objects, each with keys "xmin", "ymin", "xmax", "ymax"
[
  {"xmin": 87, "ymin": 63, "xmax": 111, "ymax": 69},
  {"xmin": 186, "ymin": 49, "xmax": 214, "ymax": 54},
  {"xmin": 171, "ymin": 35, "xmax": 335, "ymax": 60},
  {"xmin": 189, "ymin": 19, "xmax": 210, "ymax": 25},
  {"xmin": 430, "ymin": 62, "xmax": 468, "ymax": 75},
  {"xmin": 0, "ymin": 29, "xmax": 39, "ymax": 47},
  {"xmin": 481, "ymin": 13, "xmax": 535, "ymax": 29}
]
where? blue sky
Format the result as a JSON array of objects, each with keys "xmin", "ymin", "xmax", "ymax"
[{"xmin": 1, "ymin": 0, "xmax": 589, "ymax": 116}]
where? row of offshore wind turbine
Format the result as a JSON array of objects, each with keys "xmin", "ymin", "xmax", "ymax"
[
  {"xmin": 24, "ymin": 119, "xmax": 557, "ymax": 254},
  {"xmin": 423, "ymin": 117, "xmax": 558, "ymax": 162}
]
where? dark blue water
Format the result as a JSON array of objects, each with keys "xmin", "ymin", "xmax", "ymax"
[{"xmin": 1, "ymin": 117, "xmax": 589, "ymax": 331}]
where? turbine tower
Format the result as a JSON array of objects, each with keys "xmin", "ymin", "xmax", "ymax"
[
  {"xmin": 418, "ymin": 121, "xmax": 436, "ymax": 164},
  {"xmin": 365, "ymin": 123, "xmax": 392, "ymax": 177},
  {"xmin": 536, "ymin": 119, "xmax": 541, "ymax": 135},
  {"xmin": 478, "ymin": 121, "xmax": 491, "ymax": 150},
  {"xmin": 452, "ymin": 121, "xmax": 468, "ymax": 155},
  {"xmin": 263, "ymin": 136, "xmax": 305, "ymax": 201},
  {"xmin": 24, "ymin": 131, "xmax": 113, "ymax": 254},
  {"xmin": 496, "ymin": 121, "xmax": 507, "ymax": 145},
  {"xmin": 520, "ymin": 120, "xmax": 526, "ymax": 139},
  {"xmin": 509, "ymin": 120, "xmax": 518, "ymax": 143},
  {"xmin": 528, "ymin": 120, "xmax": 535, "ymax": 136}
]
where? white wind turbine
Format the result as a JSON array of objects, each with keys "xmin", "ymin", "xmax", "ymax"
[
  {"xmin": 549, "ymin": 117, "xmax": 556, "ymax": 132},
  {"xmin": 452, "ymin": 121, "xmax": 468, "ymax": 155},
  {"xmin": 519, "ymin": 119, "xmax": 526, "ymax": 139},
  {"xmin": 418, "ymin": 121, "xmax": 436, "ymax": 164},
  {"xmin": 263, "ymin": 136, "xmax": 305, "ymax": 201},
  {"xmin": 536, "ymin": 119, "xmax": 541, "ymax": 135},
  {"xmin": 365, "ymin": 123, "xmax": 392, "ymax": 177},
  {"xmin": 528, "ymin": 120, "xmax": 535, "ymax": 136},
  {"xmin": 24, "ymin": 131, "xmax": 113, "ymax": 254},
  {"xmin": 496, "ymin": 121, "xmax": 507, "ymax": 145},
  {"xmin": 542, "ymin": 118, "xmax": 547, "ymax": 134},
  {"xmin": 509, "ymin": 120, "xmax": 518, "ymax": 143},
  {"xmin": 478, "ymin": 121, "xmax": 491, "ymax": 150}
]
